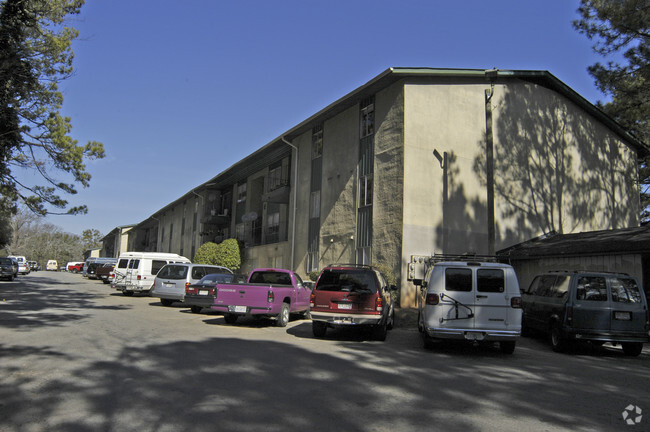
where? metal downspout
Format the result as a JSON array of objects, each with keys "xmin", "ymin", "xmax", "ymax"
[{"xmin": 281, "ymin": 137, "xmax": 298, "ymax": 271}]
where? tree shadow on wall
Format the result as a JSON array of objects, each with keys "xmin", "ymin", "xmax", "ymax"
[
  {"xmin": 435, "ymin": 152, "xmax": 489, "ymax": 255},
  {"xmin": 472, "ymin": 84, "xmax": 637, "ymax": 248}
]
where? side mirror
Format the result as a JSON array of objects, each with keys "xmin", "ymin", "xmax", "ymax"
[{"xmin": 413, "ymin": 278, "xmax": 422, "ymax": 286}]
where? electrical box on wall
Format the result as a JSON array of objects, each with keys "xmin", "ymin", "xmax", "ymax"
[{"xmin": 407, "ymin": 255, "xmax": 429, "ymax": 280}]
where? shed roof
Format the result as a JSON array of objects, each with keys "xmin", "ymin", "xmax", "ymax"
[{"xmin": 497, "ymin": 225, "xmax": 650, "ymax": 259}]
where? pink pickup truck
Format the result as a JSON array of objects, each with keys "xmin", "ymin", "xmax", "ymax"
[{"xmin": 212, "ymin": 268, "xmax": 311, "ymax": 327}]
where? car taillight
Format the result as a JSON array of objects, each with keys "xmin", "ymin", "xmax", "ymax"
[
  {"xmin": 511, "ymin": 297, "xmax": 522, "ymax": 309},
  {"xmin": 426, "ymin": 293, "xmax": 440, "ymax": 305},
  {"xmin": 310, "ymin": 293, "xmax": 315, "ymax": 308},
  {"xmin": 185, "ymin": 282, "xmax": 191, "ymax": 290},
  {"xmin": 376, "ymin": 296, "xmax": 383, "ymax": 312},
  {"xmin": 137, "ymin": 275, "xmax": 141, "ymax": 281},
  {"xmin": 268, "ymin": 290, "xmax": 274, "ymax": 303}
]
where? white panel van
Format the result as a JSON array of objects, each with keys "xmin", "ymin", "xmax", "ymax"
[
  {"xmin": 416, "ymin": 260, "xmax": 522, "ymax": 354},
  {"xmin": 112, "ymin": 252, "xmax": 191, "ymax": 296}
]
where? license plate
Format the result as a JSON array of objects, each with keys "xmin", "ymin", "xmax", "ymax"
[
  {"xmin": 229, "ymin": 305, "xmax": 247, "ymax": 313},
  {"xmin": 199, "ymin": 290, "xmax": 208, "ymax": 296},
  {"xmin": 614, "ymin": 311, "xmax": 631, "ymax": 321},
  {"xmin": 338, "ymin": 303, "xmax": 352, "ymax": 310},
  {"xmin": 464, "ymin": 332, "xmax": 485, "ymax": 341},
  {"xmin": 164, "ymin": 282, "xmax": 175, "ymax": 288}
]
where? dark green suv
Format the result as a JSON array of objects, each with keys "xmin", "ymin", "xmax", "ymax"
[{"xmin": 522, "ymin": 271, "xmax": 649, "ymax": 356}]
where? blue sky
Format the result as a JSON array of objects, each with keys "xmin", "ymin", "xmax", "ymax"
[{"xmin": 41, "ymin": 0, "xmax": 610, "ymax": 236}]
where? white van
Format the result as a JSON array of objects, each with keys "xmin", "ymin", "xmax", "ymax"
[
  {"xmin": 8, "ymin": 255, "xmax": 29, "ymax": 274},
  {"xmin": 46, "ymin": 260, "xmax": 58, "ymax": 271},
  {"xmin": 416, "ymin": 260, "xmax": 522, "ymax": 354},
  {"xmin": 112, "ymin": 252, "xmax": 190, "ymax": 296}
]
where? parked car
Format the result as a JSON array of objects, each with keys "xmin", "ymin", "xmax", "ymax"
[
  {"xmin": 0, "ymin": 257, "xmax": 17, "ymax": 281},
  {"xmin": 112, "ymin": 252, "xmax": 191, "ymax": 296},
  {"xmin": 67, "ymin": 262, "xmax": 84, "ymax": 273},
  {"xmin": 46, "ymin": 260, "xmax": 58, "ymax": 271},
  {"xmin": 310, "ymin": 264, "xmax": 397, "ymax": 341},
  {"xmin": 96, "ymin": 262, "xmax": 116, "ymax": 284},
  {"xmin": 151, "ymin": 263, "xmax": 233, "ymax": 306},
  {"xmin": 28, "ymin": 261, "xmax": 40, "ymax": 271},
  {"xmin": 9, "ymin": 255, "xmax": 30, "ymax": 275},
  {"xmin": 212, "ymin": 268, "xmax": 311, "ymax": 326},
  {"xmin": 521, "ymin": 271, "xmax": 649, "ymax": 356},
  {"xmin": 184, "ymin": 273, "xmax": 246, "ymax": 313},
  {"xmin": 416, "ymin": 260, "xmax": 522, "ymax": 354},
  {"xmin": 85, "ymin": 258, "xmax": 117, "ymax": 279}
]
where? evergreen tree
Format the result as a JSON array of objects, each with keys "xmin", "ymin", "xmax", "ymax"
[
  {"xmin": 0, "ymin": 0, "xmax": 104, "ymax": 216},
  {"xmin": 574, "ymin": 0, "xmax": 650, "ymax": 221}
]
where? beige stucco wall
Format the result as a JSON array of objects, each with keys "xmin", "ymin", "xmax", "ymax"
[
  {"xmin": 400, "ymin": 79, "xmax": 640, "ymax": 306},
  {"xmin": 318, "ymin": 105, "xmax": 359, "ymax": 266}
]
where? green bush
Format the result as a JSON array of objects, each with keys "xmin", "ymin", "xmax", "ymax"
[
  {"xmin": 308, "ymin": 270, "xmax": 320, "ymax": 281},
  {"xmin": 193, "ymin": 238, "xmax": 242, "ymax": 272}
]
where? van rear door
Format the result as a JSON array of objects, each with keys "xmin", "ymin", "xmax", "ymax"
[
  {"xmin": 437, "ymin": 267, "xmax": 475, "ymax": 330},
  {"xmin": 572, "ymin": 276, "xmax": 610, "ymax": 333},
  {"xmin": 609, "ymin": 276, "xmax": 647, "ymax": 337},
  {"xmin": 473, "ymin": 268, "xmax": 509, "ymax": 333},
  {"xmin": 125, "ymin": 259, "xmax": 140, "ymax": 290}
]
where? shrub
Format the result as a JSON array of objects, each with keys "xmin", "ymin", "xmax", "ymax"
[
  {"xmin": 308, "ymin": 270, "xmax": 320, "ymax": 281},
  {"xmin": 193, "ymin": 239, "xmax": 242, "ymax": 272}
]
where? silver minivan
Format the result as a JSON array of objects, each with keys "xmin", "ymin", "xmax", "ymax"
[
  {"xmin": 151, "ymin": 263, "xmax": 232, "ymax": 306},
  {"xmin": 416, "ymin": 260, "xmax": 522, "ymax": 354},
  {"xmin": 522, "ymin": 271, "xmax": 649, "ymax": 356}
]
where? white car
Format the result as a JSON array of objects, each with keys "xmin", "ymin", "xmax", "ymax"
[{"xmin": 416, "ymin": 260, "xmax": 522, "ymax": 354}]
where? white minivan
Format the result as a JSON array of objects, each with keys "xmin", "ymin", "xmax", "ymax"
[
  {"xmin": 112, "ymin": 252, "xmax": 190, "ymax": 296},
  {"xmin": 416, "ymin": 260, "xmax": 522, "ymax": 354}
]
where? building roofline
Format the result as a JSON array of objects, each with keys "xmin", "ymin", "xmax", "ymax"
[{"xmin": 136, "ymin": 67, "xmax": 649, "ymax": 226}]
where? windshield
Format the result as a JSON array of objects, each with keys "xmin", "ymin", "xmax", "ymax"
[
  {"xmin": 199, "ymin": 273, "xmax": 234, "ymax": 285},
  {"xmin": 315, "ymin": 270, "xmax": 377, "ymax": 293},
  {"xmin": 0, "ymin": 258, "xmax": 12, "ymax": 265},
  {"xmin": 157, "ymin": 265, "xmax": 189, "ymax": 280}
]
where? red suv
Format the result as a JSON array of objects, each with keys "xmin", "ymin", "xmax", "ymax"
[{"xmin": 310, "ymin": 264, "xmax": 396, "ymax": 341}]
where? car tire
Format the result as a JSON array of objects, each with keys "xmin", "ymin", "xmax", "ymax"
[
  {"xmin": 387, "ymin": 308, "xmax": 395, "ymax": 330},
  {"xmin": 190, "ymin": 306, "xmax": 202, "ymax": 314},
  {"xmin": 622, "ymin": 342, "xmax": 643, "ymax": 357},
  {"xmin": 372, "ymin": 321, "xmax": 388, "ymax": 341},
  {"xmin": 224, "ymin": 314, "xmax": 238, "ymax": 324},
  {"xmin": 312, "ymin": 321, "xmax": 327, "ymax": 338},
  {"xmin": 276, "ymin": 302, "xmax": 290, "ymax": 327},
  {"xmin": 550, "ymin": 324, "xmax": 567, "ymax": 353},
  {"xmin": 422, "ymin": 332, "xmax": 436, "ymax": 350},
  {"xmin": 499, "ymin": 341, "xmax": 516, "ymax": 354},
  {"xmin": 160, "ymin": 299, "xmax": 173, "ymax": 307}
]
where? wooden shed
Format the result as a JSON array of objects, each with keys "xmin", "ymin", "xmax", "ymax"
[{"xmin": 497, "ymin": 225, "xmax": 650, "ymax": 296}]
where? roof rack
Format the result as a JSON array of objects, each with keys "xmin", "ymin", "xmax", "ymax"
[
  {"xmin": 326, "ymin": 263, "xmax": 374, "ymax": 269},
  {"xmin": 428, "ymin": 253, "xmax": 500, "ymax": 264}
]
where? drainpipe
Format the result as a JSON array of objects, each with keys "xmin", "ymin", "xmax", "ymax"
[{"xmin": 281, "ymin": 137, "xmax": 298, "ymax": 271}]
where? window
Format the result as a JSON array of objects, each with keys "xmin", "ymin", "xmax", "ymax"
[
  {"xmin": 477, "ymin": 269, "xmax": 504, "ymax": 293},
  {"xmin": 531, "ymin": 275, "xmax": 557, "ymax": 297},
  {"xmin": 237, "ymin": 183, "xmax": 247, "ymax": 204},
  {"xmin": 576, "ymin": 276, "xmax": 607, "ymax": 301},
  {"xmin": 151, "ymin": 260, "xmax": 168, "ymax": 275},
  {"xmin": 445, "ymin": 268, "xmax": 472, "ymax": 292},
  {"xmin": 360, "ymin": 97, "xmax": 375, "ymax": 138},
  {"xmin": 611, "ymin": 277, "xmax": 642, "ymax": 303},
  {"xmin": 268, "ymin": 165, "xmax": 283, "ymax": 191},
  {"xmin": 312, "ymin": 124, "xmax": 323, "ymax": 159},
  {"xmin": 359, "ymin": 175, "xmax": 373, "ymax": 207},
  {"xmin": 310, "ymin": 191, "xmax": 321, "ymax": 219},
  {"xmin": 267, "ymin": 211, "xmax": 280, "ymax": 241},
  {"xmin": 158, "ymin": 265, "xmax": 188, "ymax": 280},
  {"xmin": 128, "ymin": 259, "xmax": 140, "ymax": 270},
  {"xmin": 554, "ymin": 275, "xmax": 570, "ymax": 299}
]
